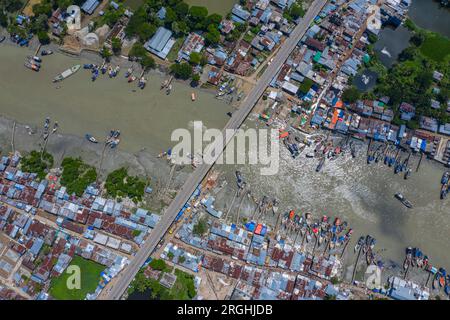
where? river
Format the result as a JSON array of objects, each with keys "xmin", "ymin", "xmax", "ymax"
[
  {"xmin": 0, "ymin": 44, "xmax": 232, "ymax": 154},
  {"xmin": 409, "ymin": 0, "xmax": 450, "ymax": 38}
]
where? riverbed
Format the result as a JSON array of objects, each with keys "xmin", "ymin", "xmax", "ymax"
[{"xmin": 212, "ymin": 118, "xmax": 450, "ymax": 276}]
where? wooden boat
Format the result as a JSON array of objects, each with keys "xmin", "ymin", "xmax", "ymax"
[
  {"xmin": 395, "ymin": 193, "xmax": 413, "ymax": 209},
  {"xmin": 0, "ymin": 36, "xmax": 5, "ymax": 43},
  {"xmin": 85, "ymin": 134, "xmax": 98, "ymax": 143},
  {"xmin": 41, "ymin": 49, "xmax": 53, "ymax": 56},
  {"xmin": 191, "ymin": 92, "xmax": 196, "ymax": 101}
]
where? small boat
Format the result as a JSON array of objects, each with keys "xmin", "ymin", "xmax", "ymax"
[
  {"xmin": 27, "ymin": 55, "xmax": 42, "ymax": 63},
  {"xmin": 404, "ymin": 168, "xmax": 411, "ymax": 180},
  {"xmin": 53, "ymin": 64, "xmax": 81, "ymax": 82},
  {"xmin": 226, "ymin": 112, "xmax": 232, "ymax": 117},
  {"xmin": 191, "ymin": 92, "xmax": 196, "ymax": 101},
  {"xmin": 138, "ymin": 77, "xmax": 147, "ymax": 89},
  {"xmin": 84, "ymin": 63, "xmax": 94, "ymax": 69},
  {"xmin": 128, "ymin": 75, "xmax": 136, "ymax": 83},
  {"xmin": 85, "ymin": 134, "xmax": 98, "ymax": 143},
  {"xmin": 441, "ymin": 171, "xmax": 449, "ymax": 185},
  {"xmin": 166, "ymin": 84, "xmax": 172, "ymax": 95},
  {"xmin": 404, "ymin": 247, "xmax": 412, "ymax": 270},
  {"xmin": 24, "ymin": 62, "xmax": 39, "ymax": 71},
  {"xmin": 441, "ymin": 184, "xmax": 448, "ymax": 199},
  {"xmin": 306, "ymin": 152, "xmax": 314, "ymax": 158},
  {"xmin": 395, "ymin": 193, "xmax": 413, "ymax": 209},
  {"xmin": 124, "ymin": 67, "xmax": 133, "ymax": 78},
  {"xmin": 316, "ymin": 157, "xmax": 325, "ymax": 172},
  {"xmin": 41, "ymin": 49, "xmax": 53, "ymax": 56},
  {"xmin": 0, "ymin": 36, "xmax": 5, "ymax": 43},
  {"xmin": 101, "ymin": 64, "xmax": 107, "ymax": 74}
]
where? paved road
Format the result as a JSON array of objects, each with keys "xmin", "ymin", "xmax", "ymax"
[{"xmin": 103, "ymin": 0, "xmax": 328, "ymax": 300}]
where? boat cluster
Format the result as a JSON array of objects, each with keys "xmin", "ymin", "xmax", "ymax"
[
  {"xmin": 24, "ymin": 55, "xmax": 41, "ymax": 72},
  {"xmin": 307, "ymin": 136, "xmax": 356, "ymax": 173},
  {"xmin": 42, "ymin": 117, "xmax": 58, "ymax": 140},
  {"xmin": 368, "ymin": 143, "xmax": 412, "ymax": 179},
  {"xmin": 281, "ymin": 211, "xmax": 353, "ymax": 252},
  {"xmin": 83, "ymin": 62, "xmax": 148, "ymax": 89},
  {"xmin": 440, "ymin": 171, "xmax": 449, "ymax": 199},
  {"xmin": 23, "ymin": 49, "xmax": 53, "ymax": 72},
  {"xmin": 106, "ymin": 130, "xmax": 121, "ymax": 148},
  {"xmin": 354, "ymin": 235, "xmax": 379, "ymax": 266},
  {"xmin": 83, "ymin": 63, "xmax": 120, "ymax": 81}
]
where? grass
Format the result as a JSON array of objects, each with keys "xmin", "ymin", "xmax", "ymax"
[
  {"xmin": 49, "ymin": 256, "xmax": 104, "ymax": 300},
  {"xmin": 419, "ymin": 32, "xmax": 450, "ymax": 63},
  {"xmin": 167, "ymin": 37, "xmax": 185, "ymax": 62},
  {"xmin": 123, "ymin": 0, "xmax": 145, "ymax": 10}
]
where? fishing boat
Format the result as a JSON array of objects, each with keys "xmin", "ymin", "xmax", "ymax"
[
  {"xmin": 24, "ymin": 61, "xmax": 39, "ymax": 71},
  {"xmin": 41, "ymin": 49, "xmax": 53, "ymax": 56},
  {"xmin": 101, "ymin": 64, "xmax": 107, "ymax": 74},
  {"xmin": 53, "ymin": 64, "xmax": 81, "ymax": 82},
  {"xmin": 354, "ymin": 236, "xmax": 364, "ymax": 253},
  {"xmin": 404, "ymin": 247, "xmax": 412, "ymax": 270},
  {"xmin": 315, "ymin": 157, "xmax": 325, "ymax": 172},
  {"xmin": 85, "ymin": 134, "xmax": 98, "ymax": 143},
  {"xmin": 306, "ymin": 152, "xmax": 314, "ymax": 158},
  {"xmin": 166, "ymin": 84, "xmax": 172, "ymax": 95},
  {"xmin": 124, "ymin": 67, "xmax": 133, "ymax": 78},
  {"xmin": 441, "ymin": 171, "xmax": 449, "ymax": 185},
  {"xmin": 440, "ymin": 184, "xmax": 448, "ymax": 199},
  {"xmin": 138, "ymin": 77, "xmax": 147, "ymax": 89},
  {"xmin": 404, "ymin": 168, "xmax": 411, "ymax": 180},
  {"xmin": 191, "ymin": 92, "xmax": 196, "ymax": 101},
  {"xmin": 128, "ymin": 75, "xmax": 136, "ymax": 83},
  {"xmin": 84, "ymin": 63, "xmax": 93, "ymax": 69},
  {"xmin": 395, "ymin": 193, "xmax": 413, "ymax": 208}
]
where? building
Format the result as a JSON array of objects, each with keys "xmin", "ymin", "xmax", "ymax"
[
  {"xmin": 81, "ymin": 0, "xmax": 100, "ymax": 15},
  {"xmin": 144, "ymin": 27, "xmax": 175, "ymax": 59},
  {"xmin": 178, "ymin": 33, "xmax": 205, "ymax": 62}
]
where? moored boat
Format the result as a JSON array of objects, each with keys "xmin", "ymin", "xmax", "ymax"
[
  {"xmin": 53, "ymin": 64, "xmax": 81, "ymax": 82},
  {"xmin": 395, "ymin": 193, "xmax": 413, "ymax": 209},
  {"xmin": 85, "ymin": 134, "xmax": 98, "ymax": 143},
  {"xmin": 191, "ymin": 92, "xmax": 196, "ymax": 101},
  {"xmin": 41, "ymin": 49, "xmax": 53, "ymax": 56}
]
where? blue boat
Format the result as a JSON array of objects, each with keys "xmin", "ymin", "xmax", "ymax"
[
  {"xmin": 84, "ymin": 63, "xmax": 93, "ymax": 69},
  {"xmin": 85, "ymin": 134, "xmax": 98, "ymax": 143}
]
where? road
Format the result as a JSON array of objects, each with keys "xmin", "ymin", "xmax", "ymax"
[{"xmin": 102, "ymin": 0, "xmax": 328, "ymax": 300}]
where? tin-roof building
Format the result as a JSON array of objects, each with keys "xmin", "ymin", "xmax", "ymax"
[
  {"xmin": 144, "ymin": 27, "xmax": 176, "ymax": 59},
  {"xmin": 81, "ymin": 0, "xmax": 100, "ymax": 15}
]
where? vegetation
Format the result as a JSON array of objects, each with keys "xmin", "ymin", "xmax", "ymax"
[
  {"xmin": 170, "ymin": 62, "xmax": 193, "ymax": 80},
  {"xmin": 284, "ymin": 1, "xmax": 305, "ymax": 21},
  {"xmin": 49, "ymin": 256, "xmax": 104, "ymax": 300},
  {"xmin": 21, "ymin": 151, "xmax": 54, "ymax": 180},
  {"xmin": 342, "ymin": 86, "xmax": 361, "ymax": 104},
  {"xmin": 149, "ymin": 259, "xmax": 169, "ymax": 272},
  {"xmin": 111, "ymin": 38, "xmax": 122, "ymax": 55},
  {"xmin": 105, "ymin": 167, "xmax": 146, "ymax": 202},
  {"xmin": 128, "ymin": 42, "xmax": 156, "ymax": 70},
  {"xmin": 193, "ymin": 218, "xmax": 208, "ymax": 236},
  {"xmin": 100, "ymin": 46, "xmax": 112, "ymax": 61},
  {"xmin": 128, "ymin": 267, "xmax": 196, "ymax": 300},
  {"xmin": 298, "ymin": 78, "xmax": 314, "ymax": 94},
  {"xmin": 60, "ymin": 157, "xmax": 97, "ymax": 197},
  {"xmin": 373, "ymin": 21, "xmax": 450, "ymax": 124}
]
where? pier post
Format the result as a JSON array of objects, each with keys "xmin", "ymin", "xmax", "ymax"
[{"xmin": 416, "ymin": 152, "xmax": 423, "ymax": 172}]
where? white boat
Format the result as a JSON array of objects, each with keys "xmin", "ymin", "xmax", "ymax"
[{"xmin": 53, "ymin": 65, "xmax": 81, "ymax": 82}]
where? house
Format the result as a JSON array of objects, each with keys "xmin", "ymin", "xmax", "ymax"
[
  {"xmin": 178, "ymin": 33, "xmax": 205, "ymax": 62},
  {"xmin": 81, "ymin": 0, "xmax": 100, "ymax": 15},
  {"xmin": 399, "ymin": 102, "xmax": 415, "ymax": 121},
  {"xmin": 281, "ymin": 81, "xmax": 299, "ymax": 95},
  {"xmin": 419, "ymin": 116, "xmax": 438, "ymax": 133},
  {"xmin": 157, "ymin": 7, "xmax": 166, "ymax": 20},
  {"xmin": 231, "ymin": 4, "xmax": 251, "ymax": 24},
  {"xmin": 439, "ymin": 123, "xmax": 450, "ymax": 136},
  {"xmin": 144, "ymin": 27, "xmax": 175, "ymax": 59},
  {"xmin": 219, "ymin": 20, "xmax": 235, "ymax": 34}
]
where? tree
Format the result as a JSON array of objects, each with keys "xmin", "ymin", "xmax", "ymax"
[
  {"xmin": 193, "ymin": 218, "xmax": 208, "ymax": 236},
  {"xmin": 189, "ymin": 51, "xmax": 201, "ymax": 65},
  {"xmin": 0, "ymin": 11, "xmax": 8, "ymax": 28},
  {"xmin": 141, "ymin": 55, "xmax": 155, "ymax": 70},
  {"xmin": 174, "ymin": 2, "xmax": 189, "ymax": 18},
  {"xmin": 410, "ymin": 33, "xmax": 424, "ymax": 47},
  {"xmin": 3, "ymin": 0, "xmax": 23, "ymax": 13},
  {"xmin": 170, "ymin": 62, "xmax": 193, "ymax": 80},
  {"xmin": 342, "ymin": 86, "xmax": 360, "ymax": 104},
  {"xmin": 37, "ymin": 30, "xmax": 50, "ymax": 45},
  {"xmin": 137, "ymin": 23, "xmax": 157, "ymax": 42},
  {"xmin": 205, "ymin": 24, "xmax": 220, "ymax": 46},
  {"xmin": 111, "ymin": 37, "xmax": 122, "ymax": 55},
  {"xmin": 100, "ymin": 46, "xmax": 112, "ymax": 61},
  {"xmin": 398, "ymin": 46, "xmax": 417, "ymax": 62},
  {"xmin": 191, "ymin": 73, "xmax": 200, "ymax": 86},
  {"xmin": 149, "ymin": 259, "xmax": 167, "ymax": 271},
  {"xmin": 288, "ymin": 3, "xmax": 305, "ymax": 20},
  {"xmin": 205, "ymin": 13, "xmax": 222, "ymax": 28}
]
